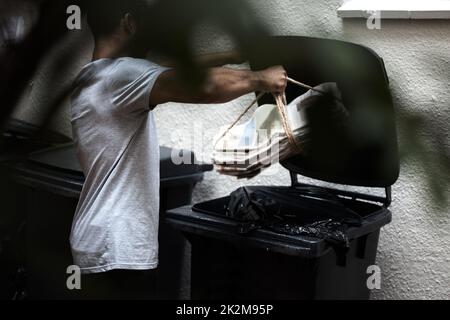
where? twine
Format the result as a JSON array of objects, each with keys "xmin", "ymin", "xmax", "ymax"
[{"xmin": 214, "ymin": 77, "xmax": 327, "ymax": 151}]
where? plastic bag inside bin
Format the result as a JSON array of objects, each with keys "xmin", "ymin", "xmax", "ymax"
[{"xmin": 226, "ymin": 186, "xmax": 364, "ymax": 247}]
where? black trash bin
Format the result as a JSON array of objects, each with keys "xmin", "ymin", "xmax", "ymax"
[
  {"xmin": 165, "ymin": 36, "xmax": 399, "ymax": 300},
  {"xmin": 0, "ymin": 119, "xmax": 71, "ymax": 300},
  {"xmin": 11, "ymin": 143, "xmax": 212, "ymax": 299}
]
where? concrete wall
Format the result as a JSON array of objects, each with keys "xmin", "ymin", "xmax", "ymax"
[{"xmin": 13, "ymin": 0, "xmax": 449, "ymax": 299}]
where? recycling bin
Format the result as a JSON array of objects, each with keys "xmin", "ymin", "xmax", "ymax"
[
  {"xmin": 0, "ymin": 119, "xmax": 70, "ymax": 300},
  {"xmin": 167, "ymin": 185, "xmax": 392, "ymax": 299},
  {"xmin": 165, "ymin": 36, "xmax": 399, "ymax": 300},
  {"xmin": 11, "ymin": 143, "xmax": 212, "ymax": 299}
]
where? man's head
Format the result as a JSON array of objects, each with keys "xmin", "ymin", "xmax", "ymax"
[{"xmin": 85, "ymin": 0, "xmax": 151, "ymax": 57}]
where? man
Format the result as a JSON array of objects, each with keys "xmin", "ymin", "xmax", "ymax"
[{"xmin": 70, "ymin": 0, "xmax": 287, "ymax": 299}]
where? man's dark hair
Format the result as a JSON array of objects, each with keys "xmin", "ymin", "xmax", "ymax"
[{"xmin": 85, "ymin": 0, "xmax": 150, "ymax": 39}]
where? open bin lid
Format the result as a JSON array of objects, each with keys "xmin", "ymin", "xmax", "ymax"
[{"xmin": 248, "ymin": 36, "xmax": 399, "ymax": 189}]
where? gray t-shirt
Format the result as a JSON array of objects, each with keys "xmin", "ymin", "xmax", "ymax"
[{"xmin": 70, "ymin": 57, "xmax": 169, "ymax": 274}]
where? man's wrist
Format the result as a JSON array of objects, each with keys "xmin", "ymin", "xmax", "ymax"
[{"xmin": 251, "ymin": 70, "xmax": 267, "ymax": 92}]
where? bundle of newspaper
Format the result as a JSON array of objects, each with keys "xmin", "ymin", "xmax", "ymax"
[{"xmin": 212, "ymin": 83, "xmax": 343, "ymax": 178}]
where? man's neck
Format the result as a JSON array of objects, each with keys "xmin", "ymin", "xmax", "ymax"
[{"xmin": 92, "ymin": 35, "xmax": 133, "ymax": 61}]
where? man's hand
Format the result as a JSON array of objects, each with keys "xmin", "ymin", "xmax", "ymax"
[{"xmin": 256, "ymin": 65, "xmax": 288, "ymax": 93}]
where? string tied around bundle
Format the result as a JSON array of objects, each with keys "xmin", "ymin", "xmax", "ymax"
[{"xmin": 214, "ymin": 77, "xmax": 330, "ymax": 152}]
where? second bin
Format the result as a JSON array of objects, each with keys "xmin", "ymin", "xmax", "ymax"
[{"xmin": 12, "ymin": 143, "xmax": 212, "ymax": 299}]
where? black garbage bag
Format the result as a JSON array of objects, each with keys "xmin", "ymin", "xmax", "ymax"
[{"xmin": 226, "ymin": 186, "xmax": 362, "ymax": 247}]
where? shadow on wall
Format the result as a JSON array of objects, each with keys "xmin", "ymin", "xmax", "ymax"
[{"xmin": 340, "ymin": 18, "xmax": 450, "ymax": 210}]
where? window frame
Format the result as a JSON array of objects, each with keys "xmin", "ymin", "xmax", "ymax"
[{"xmin": 337, "ymin": 0, "xmax": 450, "ymax": 19}]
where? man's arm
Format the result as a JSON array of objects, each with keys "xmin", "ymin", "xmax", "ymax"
[
  {"xmin": 160, "ymin": 51, "xmax": 245, "ymax": 68},
  {"xmin": 149, "ymin": 65, "xmax": 287, "ymax": 105}
]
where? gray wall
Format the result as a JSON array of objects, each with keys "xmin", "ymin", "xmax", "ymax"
[{"xmin": 13, "ymin": 0, "xmax": 450, "ymax": 299}]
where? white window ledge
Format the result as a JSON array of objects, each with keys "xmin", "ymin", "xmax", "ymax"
[{"xmin": 338, "ymin": 0, "xmax": 450, "ymax": 19}]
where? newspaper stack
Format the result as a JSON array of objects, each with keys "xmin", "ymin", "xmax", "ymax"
[{"xmin": 212, "ymin": 83, "xmax": 343, "ymax": 178}]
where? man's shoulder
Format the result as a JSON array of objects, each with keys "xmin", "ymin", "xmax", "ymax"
[
  {"xmin": 76, "ymin": 57, "xmax": 151, "ymax": 80},
  {"xmin": 71, "ymin": 57, "xmax": 166, "ymax": 105},
  {"xmin": 112, "ymin": 57, "xmax": 158, "ymax": 73},
  {"xmin": 102, "ymin": 57, "xmax": 165, "ymax": 86}
]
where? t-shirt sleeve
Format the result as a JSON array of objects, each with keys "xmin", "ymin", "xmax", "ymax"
[{"xmin": 106, "ymin": 59, "xmax": 170, "ymax": 114}]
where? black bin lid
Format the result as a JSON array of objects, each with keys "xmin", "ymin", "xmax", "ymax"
[
  {"xmin": 2, "ymin": 119, "xmax": 70, "ymax": 144},
  {"xmin": 1, "ymin": 118, "xmax": 71, "ymax": 162},
  {"xmin": 12, "ymin": 143, "xmax": 212, "ymax": 198},
  {"xmin": 26, "ymin": 143, "xmax": 213, "ymax": 179},
  {"xmin": 248, "ymin": 36, "xmax": 399, "ymax": 188}
]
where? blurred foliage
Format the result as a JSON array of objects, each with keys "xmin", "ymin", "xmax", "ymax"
[
  {"xmin": 0, "ymin": 0, "xmax": 269, "ymax": 128},
  {"xmin": 0, "ymin": 0, "xmax": 448, "ymax": 208},
  {"xmin": 397, "ymin": 110, "xmax": 450, "ymax": 207}
]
